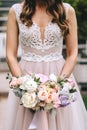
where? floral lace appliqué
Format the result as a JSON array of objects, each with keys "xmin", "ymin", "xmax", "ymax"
[{"xmin": 11, "ymin": 3, "xmax": 70, "ymax": 62}]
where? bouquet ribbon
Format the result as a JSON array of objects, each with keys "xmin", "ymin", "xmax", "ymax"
[{"xmin": 28, "ymin": 110, "xmax": 56, "ymax": 130}]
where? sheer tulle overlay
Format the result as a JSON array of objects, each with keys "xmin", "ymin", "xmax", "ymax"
[
  {"xmin": 4, "ymin": 59, "xmax": 87, "ymax": 130},
  {"xmin": 4, "ymin": 3, "xmax": 87, "ymax": 130}
]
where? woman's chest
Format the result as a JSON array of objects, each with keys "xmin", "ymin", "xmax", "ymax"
[{"xmin": 18, "ymin": 21, "xmax": 63, "ymax": 51}]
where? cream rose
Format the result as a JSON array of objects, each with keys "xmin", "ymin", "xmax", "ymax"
[{"xmin": 21, "ymin": 92, "xmax": 37, "ymax": 108}]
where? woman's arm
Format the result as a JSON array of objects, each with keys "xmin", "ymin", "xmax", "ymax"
[
  {"xmin": 60, "ymin": 6, "xmax": 78, "ymax": 78},
  {"xmin": 6, "ymin": 8, "xmax": 22, "ymax": 77}
]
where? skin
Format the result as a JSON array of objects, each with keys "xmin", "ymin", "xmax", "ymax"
[{"xmin": 6, "ymin": 2, "xmax": 78, "ymax": 78}]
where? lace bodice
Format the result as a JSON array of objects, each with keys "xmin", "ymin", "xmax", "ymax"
[{"xmin": 12, "ymin": 3, "xmax": 70, "ymax": 62}]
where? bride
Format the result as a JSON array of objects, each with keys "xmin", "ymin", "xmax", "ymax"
[{"xmin": 4, "ymin": 0, "xmax": 87, "ymax": 130}]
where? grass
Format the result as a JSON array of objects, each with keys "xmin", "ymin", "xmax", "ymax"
[{"xmin": 82, "ymin": 95, "xmax": 87, "ymax": 109}]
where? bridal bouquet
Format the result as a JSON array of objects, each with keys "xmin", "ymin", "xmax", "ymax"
[{"xmin": 8, "ymin": 73, "xmax": 77, "ymax": 111}]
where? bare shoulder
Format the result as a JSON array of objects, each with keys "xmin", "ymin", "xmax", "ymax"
[
  {"xmin": 8, "ymin": 2, "xmax": 23, "ymax": 21},
  {"xmin": 68, "ymin": 6, "xmax": 77, "ymax": 26},
  {"xmin": 67, "ymin": 5, "xmax": 77, "ymax": 31},
  {"xmin": 8, "ymin": 7, "xmax": 16, "ymax": 22},
  {"xmin": 9, "ymin": 2, "xmax": 23, "ymax": 15},
  {"xmin": 63, "ymin": 3, "xmax": 76, "ymax": 19},
  {"xmin": 9, "ymin": 7, "xmax": 15, "ymax": 15},
  {"xmin": 68, "ymin": 5, "xmax": 76, "ymax": 17}
]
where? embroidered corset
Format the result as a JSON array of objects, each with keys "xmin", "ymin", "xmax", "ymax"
[{"xmin": 12, "ymin": 3, "xmax": 70, "ymax": 62}]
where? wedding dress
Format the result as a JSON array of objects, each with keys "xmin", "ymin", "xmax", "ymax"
[{"xmin": 4, "ymin": 3, "xmax": 87, "ymax": 130}]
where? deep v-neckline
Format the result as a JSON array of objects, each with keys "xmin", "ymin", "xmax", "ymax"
[
  {"xmin": 19, "ymin": 4, "xmax": 53, "ymax": 45},
  {"xmin": 32, "ymin": 21, "xmax": 52, "ymax": 45}
]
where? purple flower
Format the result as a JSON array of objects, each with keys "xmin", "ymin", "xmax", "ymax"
[{"xmin": 59, "ymin": 91, "xmax": 70, "ymax": 107}]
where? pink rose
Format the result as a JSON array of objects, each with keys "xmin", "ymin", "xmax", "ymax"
[
  {"xmin": 51, "ymin": 85, "xmax": 60, "ymax": 93},
  {"xmin": 10, "ymin": 77, "xmax": 18, "ymax": 86},
  {"xmin": 10, "ymin": 77, "xmax": 25, "ymax": 87},
  {"xmin": 16, "ymin": 78, "xmax": 24, "ymax": 85},
  {"xmin": 52, "ymin": 93, "xmax": 61, "ymax": 108},
  {"xmin": 46, "ymin": 94, "xmax": 53, "ymax": 103},
  {"xmin": 38, "ymin": 90, "xmax": 48, "ymax": 101},
  {"xmin": 35, "ymin": 73, "xmax": 48, "ymax": 83},
  {"xmin": 53, "ymin": 101, "xmax": 60, "ymax": 108},
  {"xmin": 55, "ymin": 85, "xmax": 60, "ymax": 91},
  {"xmin": 70, "ymin": 81, "xmax": 75, "ymax": 87},
  {"xmin": 67, "ymin": 78, "xmax": 75, "ymax": 88},
  {"xmin": 52, "ymin": 93, "xmax": 58, "ymax": 102}
]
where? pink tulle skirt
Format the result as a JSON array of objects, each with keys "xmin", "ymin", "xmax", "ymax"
[{"xmin": 4, "ymin": 58, "xmax": 87, "ymax": 130}]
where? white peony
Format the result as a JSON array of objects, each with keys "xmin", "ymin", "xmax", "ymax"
[
  {"xmin": 49, "ymin": 74, "xmax": 57, "ymax": 82},
  {"xmin": 22, "ymin": 75, "xmax": 33, "ymax": 82},
  {"xmin": 21, "ymin": 92, "xmax": 37, "ymax": 108},
  {"xmin": 62, "ymin": 82, "xmax": 70, "ymax": 91},
  {"xmin": 20, "ymin": 79, "xmax": 37, "ymax": 92}
]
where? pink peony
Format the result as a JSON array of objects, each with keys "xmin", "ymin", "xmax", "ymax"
[
  {"xmin": 46, "ymin": 94, "xmax": 53, "ymax": 103},
  {"xmin": 38, "ymin": 90, "xmax": 48, "ymax": 101},
  {"xmin": 35, "ymin": 73, "xmax": 48, "ymax": 83}
]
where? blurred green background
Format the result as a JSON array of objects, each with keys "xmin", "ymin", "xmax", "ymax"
[
  {"xmin": 66, "ymin": 0, "xmax": 87, "ymax": 109},
  {"xmin": 65, "ymin": 0, "xmax": 87, "ymax": 109},
  {"xmin": 65, "ymin": 0, "xmax": 87, "ymax": 41}
]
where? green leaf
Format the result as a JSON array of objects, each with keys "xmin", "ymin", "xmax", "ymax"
[{"xmin": 69, "ymin": 89, "xmax": 77, "ymax": 93}]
